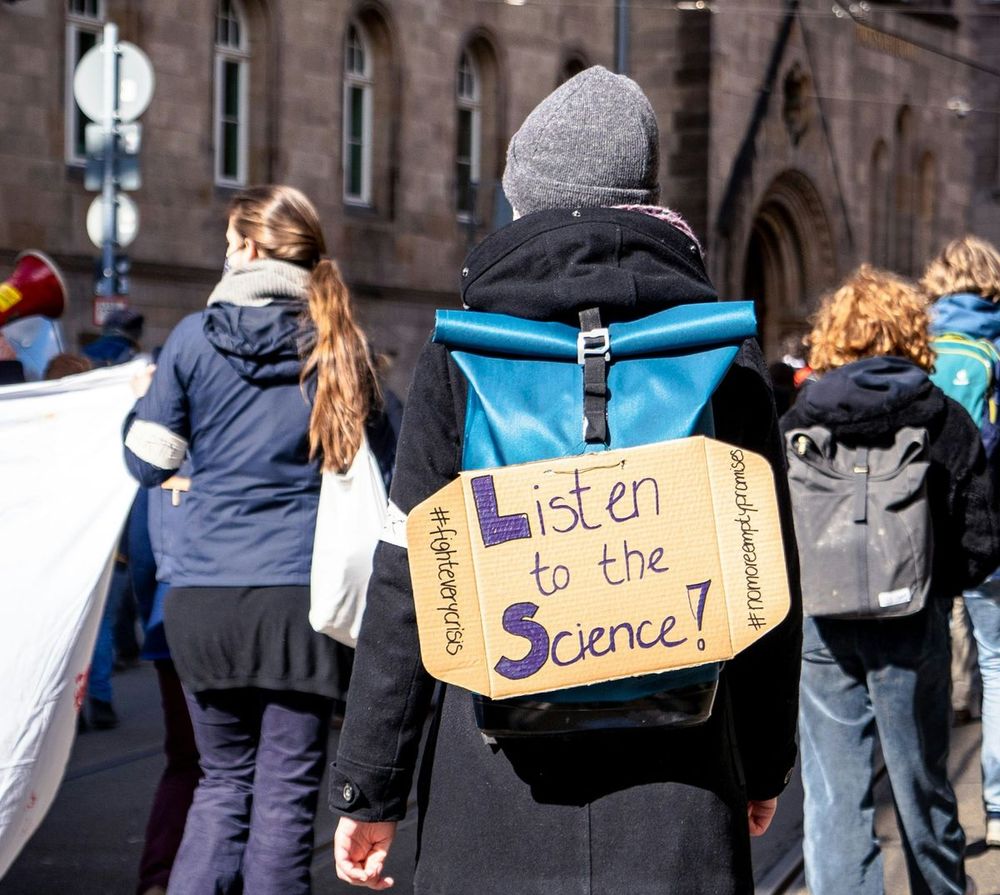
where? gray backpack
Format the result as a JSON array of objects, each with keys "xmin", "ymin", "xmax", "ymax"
[{"xmin": 784, "ymin": 425, "xmax": 933, "ymax": 619}]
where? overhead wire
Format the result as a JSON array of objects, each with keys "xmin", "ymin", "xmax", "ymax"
[{"xmin": 469, "ymin": 0, "xmax": 1000, "ymax": 14}]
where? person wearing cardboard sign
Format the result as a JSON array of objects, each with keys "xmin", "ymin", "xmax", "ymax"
[
  {"xmin": 332, "ymin": 66, "xmax": 803, "ymax": 894},
  {"xmin": 782, "ymin": 266, "xmax": 1000, "ymax": 895},
  {"xmin": 123, "ymin": 186, "xmax": 395, "ymax": 895}
]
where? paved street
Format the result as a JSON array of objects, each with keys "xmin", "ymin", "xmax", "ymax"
[{"xmin": 1, "ymin": 662, "xmax": 997, "ymax": 894}]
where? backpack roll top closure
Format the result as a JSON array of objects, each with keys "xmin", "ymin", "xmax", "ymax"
[
  {"xmin": 786, "ymin": 426, "xmax": 933, "ymax": 620},
  {"xmin": 432, "ymin": 301, "xmax": 758, "ymax": 736},
  {"xmin": 433, "ymin": 301, "xmax": 758, "ymax": 470},
  {"xmin": 433, "ymin": 301, "xmax": 758, "ymax": 359}
]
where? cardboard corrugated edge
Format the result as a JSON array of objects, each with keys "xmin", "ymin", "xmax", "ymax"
[
  {"xmin": 408, "ymin": 478, "xmax": 490, "ymax": 694},
  {"xmin": 704, "ymin": 438, "xmax": 791, "ymax": 654},
  {"xmin": 409, "ymin": 437, "xmax": 792, "ymax": 698}
]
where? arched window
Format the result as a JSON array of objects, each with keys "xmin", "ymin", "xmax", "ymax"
[
  {"xmin": 343, "ymin": 22, "xmax": 374, "ymax": 204},
  {"xmin": 214, "ymin": 0, "xmax": 250, "ymax": 186},
  {"xmin": 65, "ymin": 0, "xmax": 105, "ymax": 163},
  {"xmin": 456, "ymin": 50, "xmax": 482, "ymax": 220},
  {"xmin": 869, "ymin": 140, "xmax": 890, "ymax": 267},
  {"xmin": 916, "ymin": 152, "xmax": 937, "ymax": 270},
  {"xmin": 891, "ymin": 106, "xmax": 915, "ymax": 274}
]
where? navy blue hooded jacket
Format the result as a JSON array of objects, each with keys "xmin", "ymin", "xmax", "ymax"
[{"xmin": 124, "ymin": 300, "xmax": 322, "ymax": 587}]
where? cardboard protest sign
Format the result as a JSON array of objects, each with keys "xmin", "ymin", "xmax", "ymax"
[{"xmin": 407, "ymin": 436, "xmax": 790, "ymax": 700}]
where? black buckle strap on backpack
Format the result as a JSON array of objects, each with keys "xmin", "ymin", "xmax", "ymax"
[
  {"xmin": 578, "ymin": 308, "xmax": 610, "ymax": 445},
  {"xmin": 852, "ymin": 446, "xmax": 869, "ymax": 523}
]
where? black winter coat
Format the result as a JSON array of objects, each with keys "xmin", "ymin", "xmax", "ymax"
[
  {"xmin": 781, "ymin": 356, "xmax": 1000, "ymax": 597},
  {"xmin": 331, "ymin": 209, "xmax": 804, "ymax": 895}
]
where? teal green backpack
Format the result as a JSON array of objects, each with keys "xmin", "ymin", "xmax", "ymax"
[{"xmin": 929, "ymin": 333, "xmax": 1000, "ymax": 459}]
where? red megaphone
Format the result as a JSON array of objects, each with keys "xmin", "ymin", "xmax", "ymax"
[{"xmin": 0, "ymin": 251, "xmax": 68, "ymax": 327}]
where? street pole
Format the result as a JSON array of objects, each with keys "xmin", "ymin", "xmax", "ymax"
[
  {"xmin": 100, "ymin": 21, "xmax": 120, "ymax": 297},
  {"xmin": 615, "ymin": 0, "xmax": 630, "ymax": 75}
]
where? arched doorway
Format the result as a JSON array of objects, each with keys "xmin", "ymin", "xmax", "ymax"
[{"xmin": 742, "ymin": 170, "xmax": 837, "ymax": 360}]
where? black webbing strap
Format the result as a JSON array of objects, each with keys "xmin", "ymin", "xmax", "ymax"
[{"xmin": 579, "ymin": 308, "xmax": 609, "ymax": 444}]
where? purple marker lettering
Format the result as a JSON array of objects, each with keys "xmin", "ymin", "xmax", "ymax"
[
  {"xmin": 471, "ymin": 475, "xmax": 531, "ymax": 548},
  {"xmin": 494, "ymin": 602, "xmax": 549, "ymax": 680}
]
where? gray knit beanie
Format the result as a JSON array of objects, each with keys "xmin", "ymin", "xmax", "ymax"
[{"xmin": 502, "ymin": 66, "xmax": 660, "ymax": 216}]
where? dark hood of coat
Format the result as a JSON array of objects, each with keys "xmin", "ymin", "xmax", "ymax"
[
  {"xmin": 782, "ymin": 356, "xmax": 945, "ymax": 441},
  {"xmin": 460, "ymin": 207, "xmax": 717, "ymax": 324},
  {"xmin": 202, "ymin": 300, "xmax": 310, "ymax": 384}
]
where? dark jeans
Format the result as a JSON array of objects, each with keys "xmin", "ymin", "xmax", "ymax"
[
  {"xmin": 799, "ymin": 601, "xmax": 966, "ymax": 895},
  {"xmin": 137, "ymin": 660, "xmax": 201, "ymax": 894},
  {"xmin": 167, "ymin": 687, "xmax": 333, "ymax": 895},
  {"xmin": 89, "ymin": 560, "xmax": 129, "ymax": 703}
]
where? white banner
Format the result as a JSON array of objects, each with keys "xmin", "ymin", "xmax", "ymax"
[{"xmin": 0, "ymin": 361, "xmax": 141, "ymax": 879}]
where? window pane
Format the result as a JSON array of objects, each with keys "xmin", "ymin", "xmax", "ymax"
[
  {"xmin": 350, "ymin": 86, "xmax": 365, "ymax": 140},
  {"xmin": 457, "ymin": 161, "xmax": 473, "ymax": 214},
  {"xmin": 216, "ymin": 0, "xmax": 243, "ymax": 49},
  {"xmin": 457, "ymin": 108, "xmax": 472, "ymax": 159},
  {"xmin": 457, "ymin": 53, "xmax": 470, "ymax": 98},
  {"xmin": 73, "ymin": 30, "xmax": 99, "ymax": 157},
  {"xmin": 74, "ymin": 105, "xmax": 90, "ymax": 157},
  {"xmin": 349, "ymin": 143, "xmax": 363, "ymax": 196},
  {"xmin": 346, "ymin": 24, "xmax": 365, "ymax": 76},
  {"xmin": 78, "ymin": 28, "xmax": 97, "ymax": 62},
  {"xmin": 224, "ymin": 61, "xmax": 240, "ymax": 118},
  {"xmin": 223, "ymin": 121, "xmax": 239, "ymax": 179},
  {"xmin": 69, "ymin": 0, "xmax": 101, "ymax": 18}
]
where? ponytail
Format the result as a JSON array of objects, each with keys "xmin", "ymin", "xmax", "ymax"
[{"xmin": 302, "ymin": 259, "xmax": 381, "ymax": 472}]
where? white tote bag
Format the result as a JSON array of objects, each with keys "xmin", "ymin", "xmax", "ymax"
[{"xmin": 309, "ymin": 434, "xmax": 388, "ymax": 646}]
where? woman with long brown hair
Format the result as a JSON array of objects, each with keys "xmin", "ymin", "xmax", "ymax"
[{"xmin": 124, "ymin": 185, "xmax": 391, "ymax": 894}]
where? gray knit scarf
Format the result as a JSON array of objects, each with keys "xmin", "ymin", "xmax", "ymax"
[{"xmin": 207, "ymin": 258, "xmax": 312, "ymax": 307}]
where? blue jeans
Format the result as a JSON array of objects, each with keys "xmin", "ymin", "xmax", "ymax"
[
  {"xmin": 964, "ymin": 581, "xmax": 1000, "ymax": 817},
  {"xmin": 88, "ymin": 560, "xmax": 129, "ymax": 703},
  {"xmin": 167, "ymin": 688, "xmax": 333, "ymax": 895},
  {"xmin": 799, "ymin": 602, "xmax": 966, "ymax": 895}
]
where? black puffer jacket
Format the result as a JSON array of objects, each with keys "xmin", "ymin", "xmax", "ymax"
[
  {"xmin": 331, "ymin": 208, "xmax": 803, "ymax": 895},
  {"xmin": 781, "ymin": 356, "xmax": 1000, "ymax": 596}
]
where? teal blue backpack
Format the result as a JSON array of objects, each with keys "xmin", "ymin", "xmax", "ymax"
[
  {"xmin": 432, "ymin": 300, "xmax": 758, "ymax": 737},
  {"xmin": 929, "ymin": 332, "xmax": 1000, "ymax": 461}
]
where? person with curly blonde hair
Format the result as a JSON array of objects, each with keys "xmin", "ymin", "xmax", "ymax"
[
  {"xmin": 807, "ymin": 263, "xmax": 934, "ymax": 373},
  {"xmin": 782, "ymin": 264, "xmax": 1000, "ymax": 895},
  {"xmin": 922, "ymin": 235, "xmax": 1000, "ymax": 305},
  {"xmin": 924, "ymin": 234, "xmax": 1000, "ymax": 851}
]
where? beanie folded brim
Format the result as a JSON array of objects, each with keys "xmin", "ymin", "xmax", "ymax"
[{"xmin": 503, "ymin": 156, "xmax": 660, "ymax": 216}]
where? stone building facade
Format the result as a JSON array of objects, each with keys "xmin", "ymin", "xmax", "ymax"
[
  {"xmin": 0, "ymin": 0, "xmax": 995, "ymax": 389},
  {"xmin": 969, "ymin": 1, "xmax": 1000, "ymax": 248},
  {"xmin": 0, "ymin": 0, "xmax": 610, "ymax": 395},
  {"xmin": 630, "ymin": 0, "xmax": 987, "ymax": 357}
]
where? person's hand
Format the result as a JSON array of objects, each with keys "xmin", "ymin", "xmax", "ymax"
[
  {"xmin": 747, "ymin": 798, "xmax": 778, "ymax": 837},
  {"xmin": 333, "ymin": 817, "xmax": 397, "ymax": 889},
  {"xmin": 132, "ymin": 363, "xmax": 156, "ymax": 397}
]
